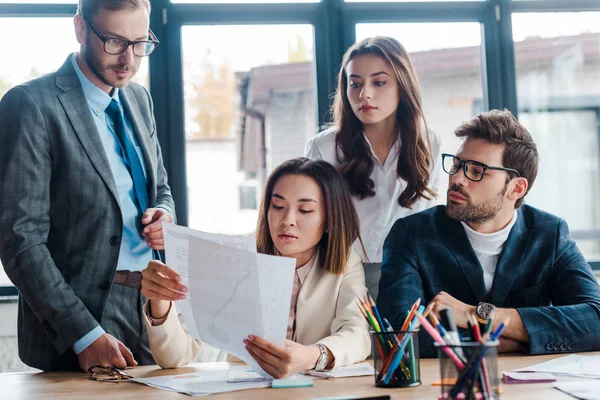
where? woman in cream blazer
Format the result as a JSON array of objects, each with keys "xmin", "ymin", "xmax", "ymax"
[{"xmin": 141, "ymin": 158, "xmax": 371, "ymax": 378}]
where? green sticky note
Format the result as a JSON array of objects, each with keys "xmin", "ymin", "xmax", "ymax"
[{"xmin": 272, "ymin": 376, "xmax": 314, "ymax": 388}]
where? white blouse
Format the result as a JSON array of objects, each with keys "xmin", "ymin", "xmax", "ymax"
[{"xmin": 304, "ymin": 127, "xmax": 442, "ymax": 263}]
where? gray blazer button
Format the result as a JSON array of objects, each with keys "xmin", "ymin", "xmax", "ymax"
[
  {"xmin": 110, "ymin": 236, "xmax": 121, "ymax": 246},
  {"xmin": 546, "ymin": 343, "xmax": 553, "ymax": 351},
  {"xmin": 560, "ymin": 343, "xmax": 568, "ymax": 351},
  {"xmin": 553, "ymin": 343, "xmax": 561, "ymax": 351},
  {"xmin": 568, "ymin": 343, "xmax": 575, "ymax": 350},
  {"xmin": 100, "ymin": 281, "xmax": 111, "ymax": 290}
]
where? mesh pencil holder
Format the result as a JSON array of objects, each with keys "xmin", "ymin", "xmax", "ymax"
[
  {"xmin": 435, "ymin": 341, "xmax": 500, "ymax": 400},
  {"xmin": 371, "ymin": 330, "xmax": 421, "ymax": 388}
]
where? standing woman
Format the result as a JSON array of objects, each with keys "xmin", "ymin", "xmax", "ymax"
[{"xmin": 305, "ymin": 36, "xmax": 441, "ymax": 299}]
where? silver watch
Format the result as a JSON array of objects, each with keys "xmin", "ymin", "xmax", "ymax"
[{"xmin": 311, "ymin": 343, "xmax": 328, "ymax": 371}]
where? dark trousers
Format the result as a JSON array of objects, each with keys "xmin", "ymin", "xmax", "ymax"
[{"xmin": 101, "ymin": 283, "xmax": 154, "ymax": 365}]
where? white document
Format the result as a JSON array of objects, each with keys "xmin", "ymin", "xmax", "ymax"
[
  {"xmin": 163, "ymin": 223, "xmax": 295, "ymax": 377},
  {"xmin": 133, "ymin": 367, "xmax": 270, "ymax": 397},
  {"xmin": 554, "ymin": 381, "xmax": 600, "ymax": 400},
  {"xmin": 227, "ymin": 366, "xmax": 271, "ymax": 383},
  {"xmin": 517, "ymin": 355, "xmax": 600, "ymax": 379},
  {"xmin": 163, "ymin": 223, "xmax": 256, "ymax": 340},
  {"xmin": 303, "ymin": 362, "xmax": 376, "ymax": 379}
]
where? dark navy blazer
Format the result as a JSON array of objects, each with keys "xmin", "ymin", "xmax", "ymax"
[{"xmin": 378, "ymin": 205, "xmax": 600, "ymax": 357}]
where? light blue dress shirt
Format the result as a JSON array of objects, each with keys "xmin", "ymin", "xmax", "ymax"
[{"xmin": 71, "ymin": 54, "xmax": 153, "ymax": 355}]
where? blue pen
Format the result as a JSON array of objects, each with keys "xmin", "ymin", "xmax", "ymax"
[
  {"xmin": 438, "ymin": 323, "xmax": 449, "ymax": 339},
  {"xmin": 490, "ymin": 317, "xmax": 511, "ymax": 341}
]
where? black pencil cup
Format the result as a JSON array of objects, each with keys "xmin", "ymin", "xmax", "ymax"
[{"xmin": 371, "ymin": 330, "xmax": 420, "ymax": 388}]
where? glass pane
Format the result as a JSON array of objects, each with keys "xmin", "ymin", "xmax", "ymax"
[
  {"xmin": 182, "ymin": 24, "xmax": 317, "ymax": 234},
  {"xmin": 512, "ymin": 12, "xmax": 600, "ymax": 261},
  {"xmin": 173, "ymin": 0, "xmax": 318, "ymax": 3},
  {"xmin": 347, "ymin": 0, "xmax": 482, "ymax": 2},
  {"xmin": 0, "ymin": 18, "xmax": 78, "ymax": 100},
  {"xmin": 0, "ymin": 0, "xmax": 76, "ymax": 3},
  {"xmin": 0, "ymin": 17, "xmax": 76, "ymax": 288},
  {"xmin": 0, "ymin": 268, "xmax": 11, "ymax": 286},
  {"xmin": 356, "ymin": 23, "xmax": 484, "ymax": 196},
  {"xmin": 0, "ymin": 18, "xmax": 149, "ymax": 102},
  {"xmin": 0, "ymin": 17, "xmax": 149, "ymax": 286}
]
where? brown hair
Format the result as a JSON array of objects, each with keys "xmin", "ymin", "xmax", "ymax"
[
  {"xmin": 77, "ymin": 0, "xmax": 151, "ymax": 20},
  {"xmin": 256, "ymin": 158, "xmax": 364, "ymax": 275},
  {"xmin": 455, "ymin": 109, "xmax": 539, "ymax": 208},
  {"xmin": 332, "ymin": 36, "xmax": 436, "ymax": 208}
]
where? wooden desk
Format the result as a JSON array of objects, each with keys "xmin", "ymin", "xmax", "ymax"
[{"xmin": 1, "ymin": 354, "xmax": 592, "ymax": 399}]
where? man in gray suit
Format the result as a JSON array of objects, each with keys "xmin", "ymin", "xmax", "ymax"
[{"xmin": 0, "ymin": 0, "xmax": 175, "ymax": 371}]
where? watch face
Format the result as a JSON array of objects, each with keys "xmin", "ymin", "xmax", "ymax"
[{"xmin": 477, "ymin": 302, "xmax": 495, "ymax": 320}]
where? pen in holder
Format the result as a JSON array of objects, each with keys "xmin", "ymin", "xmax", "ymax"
[
  {"xmin": 435, "ymin": 341, "xmax": 500, "ymax": 400},
  {"xmin": 371, "ymin": 330, "xmax": 421, "ymax": 388}
]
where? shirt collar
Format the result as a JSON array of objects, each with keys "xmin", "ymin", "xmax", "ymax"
[
  {"xmin": 70, "ymin": 53, "xmax": 120, "ymax": 116},
  {"xmin": 362, "ymin": 131, "xmax": 401, "ymax": 164},
  {"xmin": 296, "ymin": 251, "xmax": 317, "ymax": 284},
  {"xmin": 461, "ymin": 210, "xmax": 518, "ymax": 248}
]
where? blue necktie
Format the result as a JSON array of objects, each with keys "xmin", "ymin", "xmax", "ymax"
[{"xmin": 105, "ymin": 99, "xmax": 149, "ymax": 223}]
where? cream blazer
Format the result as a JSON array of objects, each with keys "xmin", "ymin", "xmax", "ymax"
[{"xmin": 143, "ymin": 249, "xmax": 371, "ymax": 369}]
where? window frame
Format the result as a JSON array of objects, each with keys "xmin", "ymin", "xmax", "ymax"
[{"xmin": 0, "ymin": 0, "xmax": 598, "ymax": 302}]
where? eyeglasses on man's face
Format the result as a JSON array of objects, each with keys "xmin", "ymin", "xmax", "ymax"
[
  {"xmin": 84, "ymin": 18, "xmax": 159, "ymax": 57},
  {"xmin": 441, "ymin": 153, "xmax": 521, "ymax": 183},
  {"xmin": 87, "ymin": 365, "xmax": 133, "ymax": 383}
]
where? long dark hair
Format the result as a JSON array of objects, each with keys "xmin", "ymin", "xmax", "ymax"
[
  {"xmin": 256, "ymin": 158, "xmax": 365, "ymax": 275},
  {"xmin": 332, "ymin": 36, "xmax": 436, "ymax": 208}
]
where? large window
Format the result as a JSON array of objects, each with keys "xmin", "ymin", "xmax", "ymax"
[
  {"xmin": 0, "ymin": 16, "xmax": 148, "ymax": 289},
  {"xmin": 0, "ymin": 17, "xmax": 79, "ymax": 288},
  {"xmin": 1, "ymin": 1, "xmax": 599, "ymax": 297},
  {"xmin": 356, "ymin": 22, "xmax": 484, "ymax": 196},
  {"xmin": 512, "ymin": 12, "xmax": 600, "ymax": 261},
  {"xmin": 181, "ymin": 24, "xmax": 317, "ymax": 235},
  {"xmin": 172, "ymin": 0, "xmax": 319, "ymax": 3}
]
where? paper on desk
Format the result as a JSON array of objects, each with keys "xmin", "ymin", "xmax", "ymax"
[
  {"xmin": 133, "ymin": 368, "xmax": 270, "ymax": 396},
  {"xmin": 517, "ymin": 355, "xmax": 600, "ymax": 379},
  {"xmin": 554, "ymin": 381, "xmax": 600, "ymax": 400},
  {"xmin": 502, "ymin": 371, "xmax": 556, "ymax": 384},
  {"xmin": 303, "ymin": 362, "xmax": 376, "ymax": 379},
  {"xmin": 227, "ymin": 366, "xmax": 270, "ymax": 383}
]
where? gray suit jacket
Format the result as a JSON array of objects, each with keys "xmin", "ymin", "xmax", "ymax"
[{"xmin": 0, "ymin": 56, "xmax": 175, "ymax": 370}]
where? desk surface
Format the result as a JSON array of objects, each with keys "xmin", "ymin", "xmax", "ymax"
[{"xmin": 1, "ymin": 353, "xmax": 595, "ymax": 399}]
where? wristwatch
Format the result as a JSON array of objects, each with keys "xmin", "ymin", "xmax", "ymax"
[
  {"xmin": 475, "ymin": 302, "xmax": 496, "ymax": 324},
  {"xmin": 311, "ymin": 343, "xmax": 328, "ymax": 371}
]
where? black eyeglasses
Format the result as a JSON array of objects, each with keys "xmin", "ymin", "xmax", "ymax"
[
  {"xmin": 442, "ymin": 153, "xmax": 521, "ymax": 182},
  {"xmin": 84, "ymin": 18, "xmax": 159, "ymax": 57}
]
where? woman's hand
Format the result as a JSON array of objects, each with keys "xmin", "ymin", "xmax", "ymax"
[
  {"xmin": 141, "ymin": 261, "xmax": 188, "ymax": 319},
  {"xmin": 243, "ymin": 336, "xmax": 322, "ymax": 379}
]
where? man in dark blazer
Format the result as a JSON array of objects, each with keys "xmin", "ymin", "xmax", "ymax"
[
  {"xmin": 378, "ymin": 110, "xmax": 600, "ymax": 357},
  {"xmin": 0, "ymin": 0, "xmax": 175, "ymax": 371}
]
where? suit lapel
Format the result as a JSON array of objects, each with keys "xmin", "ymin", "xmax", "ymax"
[
  {"xmin": 438, "ymin": 212, "xmax": 487, "ymax": 303},
  {"xmin": 120, "ymin": 88, "xmax": 157, "ymax": 202},
  {"xmin": 294, "ymin": 256, "xmax": 322, "ymax": 344},
  {"xmin": 488, "ymin": 209, "xmax": 530, "ymax": 305},
  {"xmin": 55, "ymin": 57, "xmax": 120, "ymax": 205}
]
